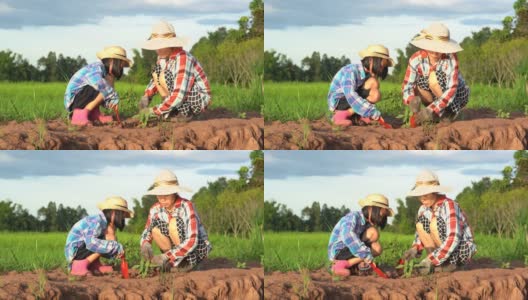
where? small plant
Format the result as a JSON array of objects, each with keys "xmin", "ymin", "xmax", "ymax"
[
  {"xmin": 500, "ymin": 261, "xmax": 511, "ymax": 269},
  {"xmin": 30, "ymin": 268, "xmax": 47, "ymax": 299},
  {"xmin": 396, "ymin": 259, "xmax": 415, "ymax": 278},
  {"xmin": 137, "ymin": 110, "xmax": 151, "ymax": 128},
  {"xmin": 396, "ymin": 106, "xmax": 412, "ymax": 128},
  {"xmin": 236, "ymin": 261, "xmax": 247, "ymax": 269},
  {"xmin": 132, "ymin": 258, "xmax": 152, "ymax": 278},
  {"xmin": 524, "ymin": 105, "xmax": 528, "ymax": 116},
  {"xmin": 524, "ymin": 255, "xmax": 528, "ymax": 266},
  {"xmin": 292, "ymin": 268, "xmax": 311, "ymax": 300},
  {"xmin": 238, "ymin": 112, "xmax": 247, "ymax": 119},
  {"xmin": 496, "ymin": 109, "xmax": 510, "ymax": 119}
]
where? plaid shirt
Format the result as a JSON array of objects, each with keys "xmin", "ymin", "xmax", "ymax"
[
  {"xmin": 64, "ymin": 211, "xmax": 124, "ymax": 269},
  {"xmin": 140, "ymin": 197, "xmax": 211, "ymax": 267},
  {"xmin": 402, "ymin": 50, "xmax": 467, "ymax": 116},
  {"xmin": 64, "ymin": 61, "xmax": 119, "ymax": 111},
  {"xmin": 144, "ymin": 49, "xmax": 212, "ymax": 117},
  {"xmin": 328, "ymin": 211, "xmax": 373, "ymax": 262},
  {"xmin": 327, "ymin": 64, "xmax": 381, "ymax": 119},
  {"xmin": 412, "ymin": 195, "xmax": 476, "ymax": 266}
]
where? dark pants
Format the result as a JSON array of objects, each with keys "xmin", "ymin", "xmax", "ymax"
[
  {"xmin": 70, "ymin": 85, "xmax": 100, "ymax": 112},
  {"xmin": 334, "ymin": 86, "xmax": 370, "ymax": 111},
  {"xmin": 74, "ymin": 233, "xmax": 113, "ymax": 260}
]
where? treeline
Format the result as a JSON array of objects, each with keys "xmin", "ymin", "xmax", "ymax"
[
  {"xmin": 0, "ymin": 0, "xmax": 263, "ymax": 87},
  {"xmin": 265, "ymin": 0, "xmax": 528, "ymax": 88},
  {"xmin": 127, "ymin": 0, "xmax": 263, "ymax": 87},
  {"xmin": 0, "ymin": 150, "xmax": 263, "ymax": 237},
  {"xmin": 266, "ymin": 150, "xmax": 528, "ymax": 239},
  {"xmin": 0, "ymin": 201, "xmax": 87, "ymax": 231},
  {"xmin": 264, "ymin": 200, "xmax": 350, "ymax": 232},
  {"xmin": 264, "ymin": 51, "xmax": 351, "ymax": 82},
  {"xmin": 126, "ymin": 150, "xmax": 263, "ymax": 238},
  {"xmin": 0, "ymin": 51, "xmax": 87, "ymax": 82}
]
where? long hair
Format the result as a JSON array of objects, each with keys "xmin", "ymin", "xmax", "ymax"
[
  {"xmin": 362, "ymin": 206, "xmax": 388, "ymax": 229},
  {"xmin": 102, "ymin": 58, "xmax": 124, "ymax": 80},
  {"xmin": 361, "ymin": 57, "xmax": 388, "ymax": 80},
  {"xmin": 103, "ymin": 209, "xmax": 126, "ymax": 231}
]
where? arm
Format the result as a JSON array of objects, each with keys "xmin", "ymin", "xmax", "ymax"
[
  {"xmin": 402, "ymin": 57, "xmax": 419, "ymax": 105},
  {"xmin": 165, "ymin": 201, "xmax": 199, "ymax": 263},
  {"xmin": 140, "ymin": 207, "xmax": 156, "ymax": 246},
  {"xmin": 412, "ymin": 205, "xmax": 426, "ymax": 252},
  {"xmin": 84, "ymin": 222, "xmax": 123, "ymax": 257},
  {"xmin": 428, "ymin": 54, "xmax": 459, "ymax": 115},
  {"xmin": 339, "ymin": 214, "xmax": 373, "ymax": 262},
  {"xmin": 428, "ymin": 201, "xmax": 460, "ymax": 265},
  {"xmin": 153, "ymin": 53, "xmax": 194, "ymax": 116},
  {"xmin": 342, "ymin": 71, "xmax": 381, "ymax": 119},
  {"xmin": 87, "ymin": 71, "xmax": 119, "ymax": 108}
]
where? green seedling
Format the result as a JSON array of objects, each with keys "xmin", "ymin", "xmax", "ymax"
[
  {"xmin": 236, "ymin": 261, "xmax": 247, "ymax": 269},
  {"xmin": 500, "ymin": 261, "xmax": 511, "ymax": 269},
  {"xmin": 132, "ymin": 258, "xmax": 152, "ymax": 278},
  {"xmin": 496, "ymin": 109, "xmax": 510, "ymax": 119},
  {"xmin": 524, "ymin": 255, "xmax": 528, "ymax": 266},
  {"xmin": 238, "ymin": 112, "xmax": 247, "ymax": 119},
  {"xmin": 396, "ymin": 259, "xmax": 415, "ymax": 278},
  {"xmin": 396, "ymin": 106, "xmax": 412, "ymax": 128}
]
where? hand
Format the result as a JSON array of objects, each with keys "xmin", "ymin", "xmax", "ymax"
[
  {"xmin": 138, "ymin": 95, "xmax": 150, "ymax": 109},
  {"xmin": 140, "ymin": 243, "xmax": 153, "ymax": 261},
  {"xmin": 402, "ymin": 247, "xmax": 419, "ymax": 261},
  {"xmin": 150, "ymin": 254, "xmax": 171, "ymax": 271},
  {"xmin": 416, "ymin": 258, "xmax": 433, "ymax": 275},
  {"xmin": 363, "ymin": 256, "xmax": 373, "ymax": 264},
  {"xmin": 116, "ymin": 245, "xmax": 125, "ymax": 259}
]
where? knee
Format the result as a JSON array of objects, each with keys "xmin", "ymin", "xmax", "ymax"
[
  {"xmin": 363, "ymin": 227, "xmax": 379, "ymax": 243},
  {"xmin": 371, "ymin": 242, "xmax": 383, "ymax": 256}
]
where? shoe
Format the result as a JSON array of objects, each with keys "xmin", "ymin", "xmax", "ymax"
[
  {"xmin": 89, "ymin": 258, "xmax": 114, "ymax": 273},
  {"xmin": 332, "ymin": 260, "xmax": 351, "ymax": 276},
  {"xmin": 89, "ymin": 106, "xmax": 113, "ymax": 124},
  {"xmin": 71, "ymin": 259, "xmax": 90, "ymax": 276},
  {"xmin": 332, "ymin": 110, "xmax": 353, "ymax": 126},
  {"xmin": 71, "ymin": 109, "xmax": 91, "ymax": 126}
]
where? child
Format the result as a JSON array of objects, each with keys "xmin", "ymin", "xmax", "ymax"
[
  {"xmin": 328, "ymin": 44, "xmax": 393, "ymax": 127},
  {"xmin": 328, "ymin": 194, "xmax": 394, "ymax": 276},
  {"xmin": 64, "ymin": 46, "xmax": 132, "ymax": 126},
  {"xmin": 64, "ymin": 196, "xmax": 134, "ymax": 276},
  {"xmin": 140, "ymin": 170, "xmax": 212, "ymax": 271}
]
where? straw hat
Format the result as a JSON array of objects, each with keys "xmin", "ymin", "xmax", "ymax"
[
  {"xmin": 358, "ymin": 44, "xmax": 395, "ymax": 67},
  {"xmin": 410, "ymin": 23, "xmax": 463, "ymax": 54},
  {"xmin": 96, "ymin": 46, "xmax": 132, "ymax": 67},
  {"xmin": 97, "ymin": 196, "xmax": 134, "ymax": 218},
  {"xmin": 407, "ymin": 170, "xmax": 452, "ymax": 197},
  {"xmin": 142, "ymin": 20, "xmax": 190, "ymax": 50},
  {"xmin": 146, "ymin": 169, "xmax": 193, "ymax": 195},
  {"xmin": 358, "ymin": 194, "xmax": 395, "ymax": 216}
]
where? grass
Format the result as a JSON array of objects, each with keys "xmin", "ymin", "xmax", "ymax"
[
  {"xmin": 264, "ymin": 79, "xmax": 528, "ymax": 122},
  {"xmin": 0, "ymin": 231, "xmax": 262, "ymax": 273},
  {"xmin": 264, "ymin": 231, "xmax": 526, "ymax": 272},
  {"xmin": 0, "ymin": 81, "xmax": 262, "ymax": 122}
]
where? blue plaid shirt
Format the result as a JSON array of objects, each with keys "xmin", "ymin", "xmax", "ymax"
[
  {"xmin": 327, "ymin": 64, "xmax": 381, "ymax": 119},
  {"xmin": 328, "ymin": 211, "xmax": 373, "ymax": 262},
  {"xmin": 64, "ymin": 61, "xmax": 119, "ymax": 111},
  {"xmin": 64, "ymin": 211, "xmax": 124, "ymax": 269}
]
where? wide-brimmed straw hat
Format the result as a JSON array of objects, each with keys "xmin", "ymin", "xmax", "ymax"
[
  {"xmin": 146, "ymin": 169, "xmax": 193, "ymax": 196},
  {"xmin": 410, "ymin": 23, "xmax": 463, "ymax": 54},
  {"xmin": 358, "ymin": 44, "xmax": 395, "ymax": 67},
  {"xmin": 96, "ymin": 46, "xmax": 133, "ymax": 67},
  {"xmin": 358, "ymin": 194, "xmax": 395, "ymax": 216},
  {"xmin": 142, "ymin": 20, "xmax": 190, "ymax": 50},
  {"xmin": 407, "ymin": 170, "xmax": 452, "ymax": 197},
  {"xmin": 97, "ymin": 196, "xmax": 134, "ymax": 218}
]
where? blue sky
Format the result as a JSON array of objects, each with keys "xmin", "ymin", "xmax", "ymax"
[
  {"xmin": 0, "ymin": 150, "xmax": 250, "ymax": 215},
  {"xmin": 264, "ymin": 150, "xmax": 514, "ymax": 215},
  {"xmin": 265, "ymin": 0, "xmax": 514, "ymax": 64},
  {"xmin": 0, "ymin": 0, "xmax": 249, "ymax": 65}
]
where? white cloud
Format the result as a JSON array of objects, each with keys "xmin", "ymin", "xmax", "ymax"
[{"xmin": 0, "ymin": 3, "xmax": 14, "ymax": 14}]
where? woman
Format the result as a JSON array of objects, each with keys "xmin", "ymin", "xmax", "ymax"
[
  {"xmin": 402, "ymin": 23, "xmax": 470, "ymax": 126},
  {"xmin": 402, "ymin": 170, "xmax": 476, "ymax": 275},
  {"xmin": 140, "ymin": 170, "xmax": 211, "ymax": 270},
  {"xmin": 64, "ymin": 196, "xmax": 133, "ymax": 276},
  {"xmin": 328, "ymin": 194, "xmax": 394, "ymax": 276},
  {"xmin": 138, "ymin": 20, "xmax": 212, "ymax": 121},
  {"xmin": 328, "ymin": 45, "xmax": 394, "ymax": 126},
  {"xmin": 64, "ymin": 46, "xmax": 132, "ymax": 126}
]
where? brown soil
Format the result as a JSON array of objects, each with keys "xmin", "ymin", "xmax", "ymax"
[
  {"xmin": 264, "ymin": 109, "xmax": 528, "ymax": 150},
  {"xmin": 0, "ymin": 259, "xmax": 263, "ymax": 300},
  {"xmin": 0, "ymin": 109, "xmax": 263, "ymax": 150},
  {"xmin": 264, "ymin": 259, "xmax": 528, "ymax": 300}
]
